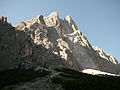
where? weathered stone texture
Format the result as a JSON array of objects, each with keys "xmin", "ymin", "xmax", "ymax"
[{"xmin": 0, "ymin": 12, "xmax": 119, "ymax": 74}]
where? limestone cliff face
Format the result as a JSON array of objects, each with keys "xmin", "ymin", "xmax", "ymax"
[
  {"xmin": 0, "ymin": 16, "xmax": 71, "ymax": 71},
  {"xmin": 0, "ymin": 12, "xmax": 120, "ymax": 74}
]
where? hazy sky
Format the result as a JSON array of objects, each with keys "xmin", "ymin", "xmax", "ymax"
[{"xmin": 0, "ymin": 0, "xmax": 120, "ymax": 61}]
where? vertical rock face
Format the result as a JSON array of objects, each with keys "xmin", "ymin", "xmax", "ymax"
[
  {"xmin": 0, "ymin": 17, "xmax": 70, "ymax": 71},
  {"xmin": 0, "ymin": 16, "xmax": 8, "ymax": 24},
  {"xmin": 44, "ymin": 12, "xmax": 60, "ymax": 27},
  {"xmin": 0, "ymin": 13, "xmax": 120, "ymax": 74}
]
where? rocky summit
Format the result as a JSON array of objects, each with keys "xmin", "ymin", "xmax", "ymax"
[
  {"xmin": 0, "ymin": 12, "xmax": 120, "ymax": 74},
  {"xmin": 1, "ymin": 12, "xmax": 120, "ymax": 90}
]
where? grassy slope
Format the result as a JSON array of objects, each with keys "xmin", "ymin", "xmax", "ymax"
[
  {"xmin": 0, "ymin": 68, "xmax": 50, "ymax": 89},
  {"xmin": 52, "ymin": 68, "xmax": 120, "ymax": 90},
  {"xmin": 1, "ymin": 67, "xmax": 120, "ymax": 90}
]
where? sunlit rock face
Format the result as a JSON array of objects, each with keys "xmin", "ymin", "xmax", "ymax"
[
  {"xmin": 93, "ymin": 46, "xmax": 118, "ymax": 64},
  {"xmin": 0, "ymin": 12, "xmax": 120, "ymax": 74}
]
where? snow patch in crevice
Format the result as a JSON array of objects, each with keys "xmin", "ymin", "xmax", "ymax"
[{"xmin": 82, "ymin": 69, "xmax": 120, "ymax": 76}]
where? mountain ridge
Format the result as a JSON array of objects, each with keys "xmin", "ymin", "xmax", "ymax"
[{"xmin": 0, "ymin": 12, "xmax": 120, "ymax": 74}]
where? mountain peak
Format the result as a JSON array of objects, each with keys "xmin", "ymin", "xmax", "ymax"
[
  {"xmin": 0, "ymin": 12, "xmax": 120, "ymax": 75},
  {"xmin": 50, "ymin": 12, "xmax": 59, "ymax": 17},
  {"xmin": 65, "ymin": 15, "xmax": 72, "ymax": 21},
  {"xmin": 37, "ymin": 15, "xmax": 46, "ymax": 25},
  {"xmin": 44, "ymin": 12, "xmax": 60, "ymax": 27}
]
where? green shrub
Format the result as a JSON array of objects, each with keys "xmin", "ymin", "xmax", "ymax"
[
  {"xmin": 0, "ymin": 68, "xmax": 50, "ymax": 89},
  {"xmin": 52, "ymin": 68, "xmax": 120, "ymax": 90}
]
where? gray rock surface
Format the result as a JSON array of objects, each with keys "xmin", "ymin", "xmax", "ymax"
[{"xmin": 0, "ymin": 12, "xmax": 120, "ymax": 74}]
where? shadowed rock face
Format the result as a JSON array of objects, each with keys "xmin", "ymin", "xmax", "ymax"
[
  {"xmin": 0, "ymin": 12, "xmax": 120, "ymax": 74},
  {"xmin": 0, "ymin": 21, "xmax": 72, "ymax": 71}
]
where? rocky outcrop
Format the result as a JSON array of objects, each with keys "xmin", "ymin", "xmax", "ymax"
[
  {"xmin": 0, "ymin": 18, "xmax": 71, "ymax": 71},
  {"xmin": 0, "ymin": 16, "xmax": 7, "ymax": 24},
  {"xmin": 93, "ymin": 46, "xmax": 118, "ymax": 64},
  {"xmin": 0, "ymin": 12, "xmax": 120, "ymax": 74}
]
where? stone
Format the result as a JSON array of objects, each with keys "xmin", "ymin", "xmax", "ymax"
[
  {"xmin": 37, "ymin": 15, "xmax": 46, "ymax": 25},
  {"xmin": 44, "ymin": 12, "xmax": 60, "ymax": 27},
  {"xmin": 0, "ymin": 12, "xmax": 120, "ymax": 74},
  {"xmin": 0, "ymin": 16, "xmax": 7, "ymax": 24}
]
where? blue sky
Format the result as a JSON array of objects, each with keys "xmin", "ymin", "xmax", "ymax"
[{"xmin": 0, "ymin": 0, "xmax": 120, "ymax": 61}]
